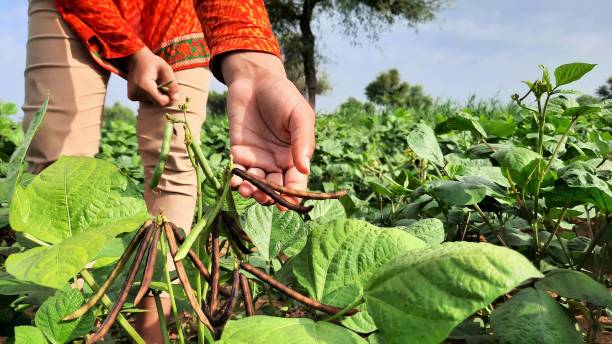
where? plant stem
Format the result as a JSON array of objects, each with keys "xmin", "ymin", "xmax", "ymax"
[
  {"xmin": 160, "ymin": 234, "xmax": 186, "ymax": 344},
  {"xmin": 79, "ymin": 270, "xmax": 145, "ymax": 344},
  {"xmin": 542, "ymin": 205, "xmax": 568, "ymax": 252},
  {"xmin": 473, "ymin": 204, "xmax": 507, "ymax": 247},
  {"xmin": 323, "ymin": 297, "xmax": 364, "ymax": 322},
  {"xmin": 576, "ymin": 215, "xmax": 608, "ymax": 271},
  {"xmin": 153, "ymin": 291, "xmax": 171, "ymax": 344}
]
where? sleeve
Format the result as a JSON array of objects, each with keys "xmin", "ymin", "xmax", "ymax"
[
  {"xmin": 54, "ymin": 0, "xmax": 145, "ymax": 60},
  {"xmin": 195, "ymin": 0, "xmax": 282, "ymax": 83}
]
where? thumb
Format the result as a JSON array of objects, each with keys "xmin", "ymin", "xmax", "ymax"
[{"xmin": 289, "ymin": 100, "xmax": 316, "ymax": 175}]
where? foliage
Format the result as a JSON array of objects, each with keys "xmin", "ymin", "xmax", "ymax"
[
  {"xmin": 596, "ymin": 76, "xmax": 612, "ymax": 100},
  {"xmin": 103, "ymin": 102, "xmax": 135, "ymax": 123},
  {"xmin": 1, "ymin": 61, "xmax": 611, "ymax": 343},
  {"xmin": 365, "ymin": 68, "xmax": 432, "ymax": 108},
  {"xmin": 207, "ymin": 90, "xmax": 228, "ymax": 117}
]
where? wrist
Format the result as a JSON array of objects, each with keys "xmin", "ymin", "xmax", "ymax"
[{"xmin": 221, "ymin": 51, "xmax": 286, "ymax": 86}]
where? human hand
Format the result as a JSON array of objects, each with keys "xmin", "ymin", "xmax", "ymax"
[
  {"xmin": 221, "ymin": 52, "xmax": 316, "ymax": 207},
  {"xmin": 126, "ymin": 47, "xmax": 179, "ymax": 106}
]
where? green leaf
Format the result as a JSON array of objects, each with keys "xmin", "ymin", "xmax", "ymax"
[
  {"xmin": 491, "ymin": 288, "xmax": 582, "ymax": 344},
  {"xmin": 535, "ymin": 269, "xmax": 612, "ymax": 308},
  {"xmin": 292, "ymin": 218, "xmax": 426, "ymax": 333},
  {"xmin": 35, "ymin": 288, "xmax": 95, "ymax": 344},
  {"xmin": 428, "ymin": 176, "xmax": 508, "ymax": 207},
  {"xmin": 6, "ymin": 156, "xmax": 148, "ymax": 288},
  {"xmin": 544, "ymin": 167, "xmax": 612, "ymax": 212},
  {"xmin": 554, "ymin": 63, "xmax": 596, "ymax": 87},
  {"xmin": 480, "ymin": 118, "xmax": 516, "ymax": 138},
  {"xmin": 364, "ymin": 242, "xmax": 543, "ymax": 344},
  {"xmin": 305, "ymin": 199, "xmax": 346, "ymax": 224},
  {"xmin": 435, "ymin": 112, "xmax": 487, "ymax": 139},
  {"xmin": 0, "ymin": 102, "xmax": 18, "ymax": 115},
  {"xmin": 400, "ymin": 218, "xmax": 445, "ymax": 245},
  {"xmin": 241, "ymin": 204, "xmax": 308, "ymax": 261},
  {"xmin": 491, "ymin": 147, "xmax": 540, "ymax": 185},
  {"xmin": 14, "ymin": 326, "xmax": 48, "ymax": 344},
  {"xmin": 407, "ymin": 123, "xmax": 444, "ymax": 166},
  {"xmin": 9, "ymin": 156, "xmax": 148, "ymax": 244},
  {"xmin": 0, "ymin": 271, "xmax": 54, "ymax": 303},
  {"xmin": 1, "ymin": 98, "xmax": 47, "ymax": 204},
  {"xmin": 217, "ymin": 316, "xmax": 367, "ymax": 343},
  {"xmin": 561, "ymin": 105, "xmax": 604, "ymax": 117},
  {"xmin": 539, "ymin": 64, "xmax": 552, "ymax": 91}
]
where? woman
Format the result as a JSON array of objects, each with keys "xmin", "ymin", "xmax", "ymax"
[{"xmin": 23, "ymin": 0, "xmax": 315, "ymax": 341}]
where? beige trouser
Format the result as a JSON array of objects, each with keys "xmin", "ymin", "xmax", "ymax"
[{"xmin": 23, "ymin": 0, "xmax": 210, "ymax": 231}]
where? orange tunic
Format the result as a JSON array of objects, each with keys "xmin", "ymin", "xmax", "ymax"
[{"xmin": 54, "ymin": 0, "xmax": 281, "ymax": 80}]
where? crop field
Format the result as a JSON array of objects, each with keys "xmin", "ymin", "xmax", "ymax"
[{"xmin": 0, "ymin": 63, "xmax": 611, "ymax": 344}]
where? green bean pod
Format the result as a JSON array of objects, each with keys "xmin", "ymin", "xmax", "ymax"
[{"xmin": 149, "ymin": 121, "xmax": 173, "ymax": 189}]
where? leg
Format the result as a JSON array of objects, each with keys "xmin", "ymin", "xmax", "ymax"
[
  {"xmin": 23, "ymin": 0, "xmax": 110, "ymax": 173},
  {"xmin": 135, "ymin": 67, "xmax": 211, "ymax": 343},
  {"xmin": 138, "ymin": 67, "xmax": 210, "ymax": 230}
]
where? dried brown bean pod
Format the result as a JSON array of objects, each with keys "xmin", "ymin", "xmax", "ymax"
[
  {"xmin": 240, "ymin": 262, "xmax": 358, "ymax": 316},
  {"xmin": 211, "ymin": 268, "xmax": 240, "ymax": 326},
  {"xmin": 239, "ymin": 273, "xmax": 255, "ymax": 316},
  {"xmin": 232, "ymin": 168, "xmax": 347, "ymax": 200},
  {"xmin": 169, "ymin": 223, "xmax": 231, "ymax": 297},
  {"xmin": 210, "ymin": 223, "xmax": 220, "ymax": 313},
  {"xmin": 162, "ymin": 223, "xmax": 215, "ymax": 333},
  {"xmin": 133, "ymin": 225, "xmax": 161, "ymax": 305},
  {"xmin": 230, "ymin": 168, "xmax": 314, "ymax": 214},
  {"xmin": 87, "ymin": 225, "xmax": 155, "ymax": 343},
  {"xmin": 64, "ymin": 221, "xmax": 151, "ymax": 321},
  {"xmin": 221, "ymin": 212, "xmax": 253, "ymax": 254}
]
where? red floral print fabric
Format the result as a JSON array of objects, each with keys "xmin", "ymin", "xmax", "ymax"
[{"xmin": 54, "ymin": 0, "xmax": 281, "ymax": 79}]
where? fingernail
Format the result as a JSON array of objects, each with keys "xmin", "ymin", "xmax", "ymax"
[{"xmin": 305, "ymin": 155, "xmax": 311, "ymax": 173}]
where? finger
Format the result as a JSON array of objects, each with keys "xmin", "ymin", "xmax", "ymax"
[
  {"xmin": 231, "ymin": 145, "xmax": 284, "ymax": 173},
  {"xmin": 254, "ymin": 172, "xmax": 282, "ymax": 205},
  {"xmin": 289, "ymin": 99, "xmax": 316, "ymax": 175},
  {"xmin": 167, "ymin": 81, "xmax": 180, "ymax": 102},
  {"xmin": 282, "ymin": 166, "xmax": 308, "ymax": 206},
  {"xmin": 231, "ymin": 164, "xmax": 246, "ymax": 189},
  {"xmin": 237, "ymin": 168, "xmax": 265, "ymax": 199},
  {"xmin": 143, "ymin": 78, "xmax": 171, "ymax": 106}
]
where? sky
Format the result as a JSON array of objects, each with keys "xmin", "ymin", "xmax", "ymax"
[{"xmin": 1, "ymin": 1, "xmax": 611, "ymax": 114}]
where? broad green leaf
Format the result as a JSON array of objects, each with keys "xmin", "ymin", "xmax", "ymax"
[
  {"xmin": 367, "ymin": 181, "xmax": 393, "ymax": 197},
  {"xmin": 561, "ymin": 105, "xmax": 603, "ymax": 117},
  {"xmin": 480, "ymin": 118, "xmax": 516, "ymax": 138},
  {"xmin": 407, "ymin": 123, "xmax": 444, "ymax": 166},
  {"xmin": 217, "ymin": 316, "xmax": 367, "ymax": 343},
  {"xmin": 1, "ymin": 98, "xmax": 47, "ymax": 204},
  {"xmin": 544, "ymin": 168, "xmax": 612, "ymax": 212},
  {"xmin": 35, "ymin": 288, "xmax": 95, "ymax": 344},
  {"xmin": 14, "ymin": 326, "xmax": 48, "ymax": 344},
  {"xmin": 241, "ymin": 204, "xmax": 308, "ymax": 261},
  {"xmin": 400, "ymin": 218, "xmax": 445, "ymax": 245},
  {"xmin": 6, "ymin": 232, "xmax": 117, "ymax": 289},
  {"xmin": 491, "ymin": 147, "xmax": 540, "ymax": 185},
  {"xmin": 554, "ymin": 63, "xmax": 596, "ymax": 87},
  {"xmin": 292, "ymin": 219, "xmax": 426, "ymax": 333},
  {"xmin": 0, "ymin": 271, "xmax": 54, "ymax": 303},
  {"xmin": 9, "ymin": 156, "xmax": 148, "ymax": 244},
  {"xmin": 364, "ymin": 242, "xmax": 543, "ymax": 344},
  {"xmin": 435, "ymin": 111, "xmax": 487, "ymax": 139},
  {"xmin": 7, "ymin": 156, "xmax": 147, "ymax": 288},
  {"xmin": 491, "ymin": 288, "xmax": 582, "ymax": 344},
  {"xmin": 535, "ymin": 269, "xmax": 612, "ymax": 308},
  {"xmin": 428, "ymin": 176, "xmax": 508, "ymax": 207},
  {"xmin": 305, "ymin": 199, "xmax": 346, "ymax": 223}
]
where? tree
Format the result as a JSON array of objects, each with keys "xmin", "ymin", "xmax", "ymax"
[
  {"xmin": 103, "ymin": 102, "xmax": 135, "ymax": 123},
  {"xmin": 596, "ymin": 76, "xmax": 612, "ymax": 99},
  {"xmin": 266, "ymin": 0, "xmax": 447, "ymax": 109},
  {"xmin": 365, "ymin": 68, "xmax": 432, "ymax": 108}
]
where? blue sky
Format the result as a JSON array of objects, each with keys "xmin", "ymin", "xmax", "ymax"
[{"xmin": 1, "ymin": 1, "xmax": 611, "ymax": 114}]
